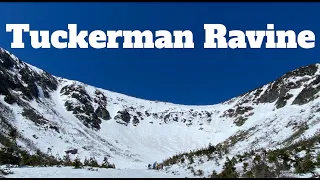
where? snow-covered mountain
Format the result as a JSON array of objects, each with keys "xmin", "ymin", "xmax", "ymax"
[{"xmin": 0, "ymin": 47, "xmax": 320, "ymax": 177}]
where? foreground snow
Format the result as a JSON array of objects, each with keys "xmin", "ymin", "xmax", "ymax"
[{"xmin": 6, "ymin": 166, "xmax": 186, "ymax": 178}]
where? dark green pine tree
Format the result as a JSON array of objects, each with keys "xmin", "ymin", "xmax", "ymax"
[{"xmin": 217, "ymin": 157, "xmax": 239, "ymax": 178}]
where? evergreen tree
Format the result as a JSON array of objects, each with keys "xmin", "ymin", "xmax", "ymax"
[
  {"xmin": 210, "ymin": 170, "xmax": 218, "ymax": 178},
  {"xmin": 88, "ymin": 157, "xmax": 99, "ymax": 167},
  {"xmin": 63, "ymin": 154, "xmax": 72, "ymax": 166},
  {"xmin": 251, "ymin": 151, "xmax": 277, "ymax": 178},
  {"xmin": 83, "ymin": 157, "xmax": 89, "ymax": 166},
  {"xmin": 251, "ymin": 159, "xmax": 276, "ymax": 178},
  {"xmin": 73, "ymin": 156, "xmax": 83, "ymax": 169},
  {"xmin": 316, "ymin": 152, "xmax": 320, "ymax": 166},
  {"xmin": 295, "ymin": 152, "xmax": 315, "ymax": 174},
  {"xmin": 100, "ymin": 157, "xmax": 109, "ymax": 168},
  {"xmin": 217, "ymin": 157, "xmax": 239, "ymax": 178}
]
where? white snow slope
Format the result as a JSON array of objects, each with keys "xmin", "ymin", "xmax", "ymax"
[
  {"xmin": 0, "ymin": 48, "xmax": 320, "ymax": 177},
  {"xmin": 5, "ymin": 166, "xmax": 186, "ymax": 178}
]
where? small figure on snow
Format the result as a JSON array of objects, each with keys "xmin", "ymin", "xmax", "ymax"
[{"xmin": 153, "ymin": 161, "xmax": 157, "ymax": 169}]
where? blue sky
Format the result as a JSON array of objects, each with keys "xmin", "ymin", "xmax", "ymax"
[{"xmin": 0, "ymin": 2, "xmax": 319, "ymax": 105}]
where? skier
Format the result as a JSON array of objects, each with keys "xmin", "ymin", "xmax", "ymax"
[
  {"xmin": 153, "ymin": 161, "xmax": 157, "ymax": 169},
  {"xmin": 157, "ymin": 163, "xmax": 163, "ymax": 170}
]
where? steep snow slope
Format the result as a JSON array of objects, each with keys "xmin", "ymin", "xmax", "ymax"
[
  {"xmin": 10, "ymin": 77, "xmax": 235, "ymax": 169},
  {"xmin": 160, "ymin": 65, "xmax": 320, "ymax": 177},
  {"xmin": 0, "ymin": 47, "xmax": 320, "ymax": 177},
  {"xmin": 0, "ymin": 47, "xmax": 238, "ymax": 169}
]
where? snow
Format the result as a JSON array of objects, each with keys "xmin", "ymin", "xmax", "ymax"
[
  {"xmin": 6, "ymin": 166, "xmax": 186, "ymax": 178},
  {"xmin": 25, "ymin": 63, "xmax": 44, "ymax": 75},
  {"xmin": 7, "ymin": 73, "xmax": 320, "ymax": 176}
]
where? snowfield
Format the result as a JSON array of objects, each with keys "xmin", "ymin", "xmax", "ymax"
[{"xmin": 5, "ymin": 166, "xmax": 186, "ymax": 178}]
